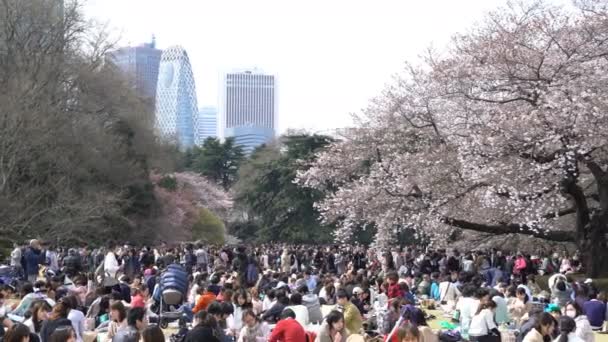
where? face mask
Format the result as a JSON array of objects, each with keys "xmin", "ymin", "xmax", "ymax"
[{"xmin": 566, "ymin": 309, "xmax": 576, "ymax": 318}]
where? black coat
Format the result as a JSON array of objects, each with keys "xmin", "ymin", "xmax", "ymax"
[
  {"xmin": 40, "ymin": 318, "xmax": 72, "ymax": 342},
  {"xmin": 184, "ymin": 325, "xmax": 221, "ymax": 342}
]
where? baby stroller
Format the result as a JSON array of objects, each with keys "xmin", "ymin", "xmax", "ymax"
[{"xmin": 153, "ymin": 264, "xmax": 188, "ymax": 329}]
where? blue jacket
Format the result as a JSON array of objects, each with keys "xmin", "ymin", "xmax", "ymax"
[{"xmin": 24, "ymin": 247, "xmax": 43, "ymax": 276}]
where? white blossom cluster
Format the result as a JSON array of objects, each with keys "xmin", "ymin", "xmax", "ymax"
[{"xmin": 296, "ymin": 1, "xmax": 608, "ymax": 248}]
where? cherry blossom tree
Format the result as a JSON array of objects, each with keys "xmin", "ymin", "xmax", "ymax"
[
  {"xmin": 298, "ymin": 1, "xmax": 608, "ymax": 276},
  {"xmin": 151, "ymin": 172, "xmax": 233, "ymax": 241}
]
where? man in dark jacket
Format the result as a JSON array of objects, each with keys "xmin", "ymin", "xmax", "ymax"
[
  {"xmin": 24, "ymin": 240, "xmax": 44, "ymax": 283},
  {"xmin": 62, "ymin": 249, "xmax": 82, "ymax": 278}
]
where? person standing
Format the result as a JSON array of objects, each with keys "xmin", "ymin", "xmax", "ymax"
[
  {"xmin": 10, "ymin": 243, "xmax": 23, "ymax": 280},
  {"xmin": 24, "ymin": 240, "xmax": 44, "ymax": 284}
]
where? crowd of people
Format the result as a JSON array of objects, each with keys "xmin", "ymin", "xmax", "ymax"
[{"xmin": 0, "ymin": 239, "xmax": 605, "ymax": 342}]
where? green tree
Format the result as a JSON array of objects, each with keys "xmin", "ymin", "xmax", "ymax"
[
  {"xmin": 192, "ymin": 208, "xmax": 226, "ymax": 244},
  {"xmin": 234, "ymin": 134, "xmax": 335, "ymax": 243},
  {"xmin": 188, "ymin": 138, "xmax": 244, "ymax": 190}
]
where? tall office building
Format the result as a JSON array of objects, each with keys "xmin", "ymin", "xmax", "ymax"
[
  {"xmin": 155, "ymin": 46, "xmax": 198, "ymax": 148},
  {"xmin": 220, "ymin": 70, "xmax": 277, "ymax": 153},
  {"xmin": 197, "ymin": 106, "xmax": 218, "ymax": 144},
  {"xmin": 107, "ymin": 38, "xmax": 162, "ymax": 102}
]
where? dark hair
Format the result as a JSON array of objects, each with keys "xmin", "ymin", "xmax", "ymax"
[
  {"xmin": 535, "ymin": 312, "xmax": 556, "ymax": 334},
  {"xmin": 325, "ymin": 310, "xmax": 344, "ymax": 329},
  {"xmin": 557, "ymin": 316, "xmax": 576, "ymax": 342},
  {"xmin": 297, "ymin": 285, "xmax": 309, "ymax": 294},
  {"xmin": 336, "ymin": 289, "xmax": 349, "ymax": 300},
  {"xmin": 30, "ymin": 300, "xmax": 53, "ymax": 333},
  {"xmin": 142, "ymin": 325, "xmax": 165, "ymax": 342},
  {"xmin": 208, "ymin": 301, "xmax": 223, "ymax": 316},
  {"xmin": 60, "ymin": 295, "xmax": 78, "ymax": 311},
  {"xmin": 127, "ymin": 307, "xmax": 145, "ymax": 326},
  {"xmin": 50, "ymin": 302, "xmax": 70, "ymax": 320},
  {"xmin": 516, "ymin": 288, "xmax": 529, "ymax": 303},
  {"xmin": 111, "ymin": 301, "xmax": 127, "ymax": 322},
  {"xmin": 281, "ymin": 308, "xmax": 296, "ymax": 320},
  {"xmin": 565, "ymin": 301, "xmax": 583, "ymax": 317},
  {"xmin": 461, "ymin": 284, "xmax": 478, "ymax": 298},
  {"xmin": 397, "ymin": 322, "xmax": 420, "ymax": 341},
  {"xmin": 194, "ymin": 310, "xmax": 209, "ymax": 324},
  {"xmin": 290, "ymin": 292, "xmax": 303, "ymax": 305},
  {"xmin": 476, "ymin": 288, "xmax": 490, "ymax": 300},
  {"xmin": 20, "ymin": 283, "xmax": 34, "ymax": 296},
  {"xmin": 475, "ymin": 299, "xmax": 497, "ymax": 315},
  {"xmin": 403, "ymin": 306, "xmax": 427, "ymax": 327},
  {"xmin": 4, "ymin": 323, "xmax": 31, "ymax": 342},
  {"xmin": 49, "ymin": 326, "xmax": 75, "ymax": 342},
  {"xmin": 221, "ymin": 302, "xmax": 234, "ymax": 316}
]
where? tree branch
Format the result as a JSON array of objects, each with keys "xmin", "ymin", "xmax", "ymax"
[{"xmin": 440, "ymin": 216, "xmax": 575, "ymax": 242}]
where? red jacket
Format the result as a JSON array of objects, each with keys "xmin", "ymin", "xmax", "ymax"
[
  {"xmin": 268, "ymin": 318, "xmax": 307, "ymax": 342},
  {"xmin": 387, "ymin": 283, "xmax": 403, "ymax": 300}
]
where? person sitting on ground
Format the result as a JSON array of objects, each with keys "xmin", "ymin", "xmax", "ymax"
[
  {"xmin": 24, "ymin": 300, "xmax": 52, "ymax": 336},
  {"xmin": 262, "ymin": 290, "xmax": 289, "ymax": 323},
  {"xmin": 192, "ymin": 285, "xmax": 217, "ymax": 314},
  {"xmin": 509, "ymin": 287, "xmax": 532, "ymax": 327},
  {"xmin": 237, "ymin": 309, "xmax": 270, "ymax": 342},
  {"xmin": 469, "ymin": 300, "xmax": 500, "ymax": 342},
  {"xmin": 522, "ymin": 312, "xmax": 555, "ymax": 342},
  {"xmin": 112, "ymin": 307, "xmax": 146, "ymax": 342},
  {"xmin": 40, "ymin": 302, "xmax": 72, "ymax": 342},
  {"xmin": 286, "ymin": 292, "xmax": 309, "ymax": 328},
  {"xmin": 61, "ymin": 296, "xmax": 84, "ymax": 342},
  {"xmin": 556, "ymin": 316, "xmax": 585, "ymax": 342},
  {"xmin": 297, "ymin": 285, "xmax": 323, "ymax": 324},
  {"xmin": 268, "ymin": 309, "xmax": 307, "ymax": 342},
  {"xmin": 316, "ymin": 310, "xmax": 347, "ymax": 342},
  {"xmin": 351, "ymin": 287, "xmax": 371, "ymax": 316},
  {"xmin": 336, "ymin": 289, "xmax": 363, "ymax": 335},
  {"xmin": 564, "ymin": 301, "xmax": 594, "ymax": 342},
  {"xmin": 106, "ymin": 301, "xmax": 127, "ymax": 340},
  {"xmin": 185, "ymin": 310, "xmax": 220, "ymax": 342}
]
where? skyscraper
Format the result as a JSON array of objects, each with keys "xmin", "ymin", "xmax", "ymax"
[
  {"xmin": 197, "ymin": 106, "xmax": 218, "ymax": 144},
  {"xmin": 155, "ymin": 46, "xmax": 199, "ymax": 148},
  {"xmin": 107, "ymin": 38, "xmax": 162, "ymax": 102},
  {"xmin": 220, "ymin": 70, "xmax": 277, "ymax": 153}
]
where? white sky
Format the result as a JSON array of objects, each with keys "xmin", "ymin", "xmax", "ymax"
[{"xmin": 85, "ymin": 0, "xmax": 511, "ymax": 134}]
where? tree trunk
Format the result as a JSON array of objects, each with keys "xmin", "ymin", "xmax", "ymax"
[{"xmin": 578, "ymin": 215, "xmax": 608, "ymax": 277}]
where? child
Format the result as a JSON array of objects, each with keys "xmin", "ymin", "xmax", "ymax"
[{"xmin": 130, "ymin": 285, "xmax": 147, "ymax": 309}]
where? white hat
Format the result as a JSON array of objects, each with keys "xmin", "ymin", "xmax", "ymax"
[
  {"xmin": 353, "ymin": 287, "xmax": 363, "ymax": 295},
  {"xmin": 275, "ymin": 281, "xmax": 287, "ymax": 290},
  {"xmin": 291, "ymin": 274, "xmax": 297, "ymax": 280},
  {"xmin": 584, "ymin": 278, "xmax": 593, "ymax": 284}
]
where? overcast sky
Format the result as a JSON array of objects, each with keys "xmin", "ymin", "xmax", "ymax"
[{"xmin": 85, "ymin": 0, "xmax": 511, "ymax": 133}]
